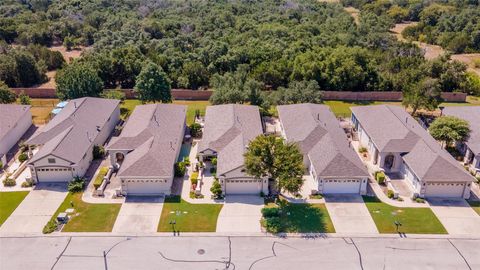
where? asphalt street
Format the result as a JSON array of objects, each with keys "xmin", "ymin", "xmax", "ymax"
[{"xmin": 1, "ymin": 235, "xmax": 479, "ymax": 270}]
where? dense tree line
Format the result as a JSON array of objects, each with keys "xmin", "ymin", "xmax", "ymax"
[
  {"xmin": 342, "ymin": 0, "xmax": 480, "ymax": 53},
  {"xmin": 0, "ymin": 0, "xmax": 478, "ymax": 98}
]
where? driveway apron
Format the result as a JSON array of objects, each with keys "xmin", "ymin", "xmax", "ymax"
[
  {"xmin": 429, "ymin": 198, "xmax": 480, "ymax": 236},
  {"xmin": 0, "ymin": 184, "xmax": 67, "ymax": 233},
  {"xmin": 112, "ymin": 196, "xmax": 164, "ymax": 233},
  {"xmin": 324, "ymin": 195, "xmax": 378, "ymax": 234},
  {"xmin": 216, "ymin": 196, "xmax": 263, "ymax": 233}
]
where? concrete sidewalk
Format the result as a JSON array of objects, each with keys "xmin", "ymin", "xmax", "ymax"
[
  {"xmin": 324, "ymin": 195, "xmax": 378, "ymax": 234},
  {"xmin": 112, "ymin": 196, "xmax": 164, "ymax": 233},
  {"xmin": 216, "ymin": 196, "xmax": 263, "ymax": 233}
]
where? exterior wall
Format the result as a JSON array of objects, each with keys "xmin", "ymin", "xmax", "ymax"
[
  {"xmin": 0, "ymin": 110, "xmax": 32, "ymax": 162},
  {"xmin": 220, "ymin": 167, "xmax": 268, "ymax": 195},
  {"xmin": 317, "ymin": 177, "xmax": 368, "ymax": 195},
  {"xmin": 377, "ymin": 152, "xmax": 403, "ymax": 172},
  {"xmin": 120, "ymin": 176, "xmax": 173, "ymax": 195},
  {"xmin": 401, "ymin": 162, "xmax": 421, "ymax": 194},
  {"xmin": 29, "ymin": 155, "xmax": 74, "ymax": 182}
]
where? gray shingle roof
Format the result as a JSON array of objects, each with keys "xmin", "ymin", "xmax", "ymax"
[
  {"xmin": 277, "ymin": 104, "xmax": 368, "ymax": 178},
  {"xmin": 107, "ymin": 104, "xmax": 186, "ymax": 178},
  {"xmin": 351, "ymin": 105, "xmax": 473, "ymax": 183},
  {"xmin": 443, "ymin": 106, "xmax": 480, "ymax": 155},
  {"xmin": 198, "ymin": 104, "xmax": 263, "ymax": 176},
  {"xmin": 0, "ymin": 104, "xmax": 31, "ymax": 155},
  {"xmin": 27, "ymin": 97, "xmax": 120, "ymax": 165}
]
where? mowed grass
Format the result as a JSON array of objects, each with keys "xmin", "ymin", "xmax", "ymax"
[
  {"xmin": 469, "ymin": 201, "xmax": 480, "ymax": 216},
  {"xmin": 51, "ymin": 192, "xmax": 121, "ymax": 232},
  {"xmin": 0, "ymin": 191, "xmax": 29, "ymax": 226},
  {"xmin": 265, "ymin": 200, "xmax": 335, "ymax": 233},
  {"xmin": 363, "ymin": 196, "xmax": 447, "ymax": 234},
  {"xmin": 158, "ymin": 196, "xmax": 223, "ymax": 232},
  {"xmin": 120, "ymin": 99, "xmax": 209, "ymax": 125}
]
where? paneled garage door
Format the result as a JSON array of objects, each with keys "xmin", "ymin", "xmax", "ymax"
[
  {"xmin": 225, "ymin": 178, "xmax": 262, "ymax": 195},
  {"xmin": 323, "ymin": 179, "xmax": 361, "ymax": 194},
  {"xmin": 425, "ymin": 182, "xmax": 465, "ymax": 198},
  {"xmin": 125, "ymin": 179, "xmax": 169, "ymax": 195},
  {"xmin": 36, "ymin": 167, "xmax": 73, "ymax": 182}
]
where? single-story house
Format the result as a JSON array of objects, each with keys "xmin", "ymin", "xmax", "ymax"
[
  {"xmin": 197, "ymin": 104, "xmax": 268, "ymax": 195},
  {"xmin": 27, "ymin": 97, "xmax": 120, "ymax": 183},
  {"xmin": 0, "ymin": 104, "xmax": 32, "ymax": 167},
  {"xmin": 106, "ymin": 104, "xmax": 186, "ymax": 196},
  {"xmin": 443, "ymin": 106, "xmax": 480, "ymax": 177},
  {"xmin": 277, "ymin": 104, "xmax": 369, "ymax": 195},
  {"xmin": 351, "ymin": 105, "xmax": 474, "ymax": 199}
]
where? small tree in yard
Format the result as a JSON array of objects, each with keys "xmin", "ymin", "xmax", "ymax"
[
  {"xmin": 189, "ymin": 123, "xmax": 202, "ymax": 138},
  {"xmin": 0, "ymin": 81, "xmax": 16, "ymax": 104},
  {"xmin": 210, "ymin": 179, "xmax": 223, "ymax": 199},
  {"xmin": 19, "ymin": 91, "xmax": 31, "ymax": 105},
  {"xmin": 402, "ymin": 78, "xmax": 442, "ymax": 115},
  {"xmin": 56, "ymin": 62, "xmax": 103, "ymax": 100},
  {"xmin": 429, "ymin": 116, "xmax": 470, "ymax": 148},
  {"xmin": 135, "ymin": 62, "xmax": 171, "ymax": 103},
  {"xmin": 68, "ymin": 176, "xmax": 85, "ymax": 193},
  {"xmin": 244, "ymin": 135, "xmax": 305, "ymax": 194}
]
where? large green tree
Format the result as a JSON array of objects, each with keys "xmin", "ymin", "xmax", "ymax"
[
  {"xmin": 429, "ymin": 116, "xmax": 470, "ymax": 148},
  {"xmin": 55, "ymin": 62, "xmax": 104, "ymax": 100},
  {"xmin": 402, "ymin": 78, "xmax": 442, "ymax": 115},
  {"xmin": 270, "ymin": 80, "xmax": 323, "ymax": 105},
  {"xmin": 134, "ymin": 62, "xmax": 171, "ymax": 103},
  {"xmin": 0, "ymin": 81, "xmax": 16, "ymax": 104},
  {"xmin": 244, "ymin": 135, "xmax": 305, "ymax": 194}
]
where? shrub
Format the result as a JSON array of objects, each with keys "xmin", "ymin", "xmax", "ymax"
[
  {"xmin": 190, "ymin": 172, "xmax": 199, "ymax": 186},
  {"xmin": 19, "ymin": 91, "xmax": 31, "ymax": 105},
  {"xmin": 3, "ymin": 177, "xmax": 16, "ymax": 187},
  {"xmin": 210, "ymin": 179, "xmax": 223, "ymax": 199},
  {"xmin": 376, "ymin": 171, "xmax": 386, "ymax": 184},
  {"xmin": 174, "ymin": 162, "xmax": 186, "ymax": 177},
  {"xmin": 415, "ymin": 198, "xmax": 425, "ymax": 203},
  {"xmin": 21, "ymin": 181, "xmax": 33, "ymax": 188},
  {"xmin": 358, "ymin": 146, "xmax": 367, "ymax": 153},
  {"xmin": 261, "ymin": 207, "xmax": 280, "ymax": 218},
  {"xmin": 387, "ymin": 190, "xmax": 394, "ymax": 199},
  {"xmin": 473, "ymin": 58, "xmax": 480, "ymax": 68},
  {"xmin": 43, "ymin": 220, "xmax": 57, "ymax": 234},
  {"xmin": 94, "ymin": 167, "xmax": 108, "ymax": 189},
  {"xmin": 183, "ymin": 156, "xmax": 190, "ymax": 167},
  {"xmin": 476, "ymin": 176, "xmax": 480, "ymax": 183},
  {"xmin": 309, "ymin": 194, "xmax": 323, "ymax": 199},
  {"xmin": 18, "ymin": 153, "xmax": 28, "ymax": 163},
  {"xmin": 68, "ymin": 177, "xmax": 85, "ymax": 193},
  {"xmin": 92, "ymin": 145, "xmax": 105, "ymax": 160},
  {"xmin": 0, "ymin": 161, "xmax": 3, "ymax": 169},
  {"xmin": 262, "ymin": 217, "xmax": 282, "ymax": 233},
  {"xmin": 211, "ymin": 157, "xmax": 217, "ymax": 166},
  {"xmin": 210, "ymin": 167, "xmax": 216, "ymax": 174},
  {"xmin": 189, "ymin": 123, "xmax": 202, "ymax": 138}
]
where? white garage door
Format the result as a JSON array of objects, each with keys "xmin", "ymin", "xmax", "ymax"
[
  {"xmin": 323, "ymin": 179, "xmax": 361, "ymax": 194},
  {"xmin": 36, "ymin": 167, "xmax": 73, "ymax": 182},
  {"xmin": 225, "ymin": 178, "xmax": 262, "ymax": 195},
  {"xmin": 425, "ymin": 182, "xmax": 465, "ymax": 198},
  {"xmin": 126, "ymin": 179, "xmax": 169, "ymax": 195}
]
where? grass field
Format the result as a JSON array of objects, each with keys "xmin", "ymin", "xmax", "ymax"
[
  {"xmin": 0, "ymin": 191, "xmax": 29, "ymax": 226},
  {"xmin": 363, "ymin": 196, "xmax": 447, "ymax": 234},
  {"xmin": 264, "ymin": 201, "xmax": 335, "ymax": 233},
  {"xmin": 50, "ymin": 192, "xmax": 121, "ymax": 232},
  {"xmin": 469, "ymin": 201, "xmax": 480, "ymax": 216},
  {"xmin": 158, "ymin": 196, "xmax": 223, "ymax": 232}
]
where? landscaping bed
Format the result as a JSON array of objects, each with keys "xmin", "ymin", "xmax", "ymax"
[
  {"xmin": 46, "ymin": 192, "xmax": 121, "ymax": 232},
  {"xmin": 158, "ymin": 195, "xmax": 223, "ymax": 232},
  {"xmin": 261, "ymin": 200, "xmax": 335, "ymax": 233},
  {"xmin": 363, "ymin": 196, "xmax": 447, "ymax": 234},
  {"xmin": 0, "ymin": 191, "xmax": 29, "ymax": 226}
]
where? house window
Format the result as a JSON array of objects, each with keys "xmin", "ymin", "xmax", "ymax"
[{"xmin": 48, "ymin": 158, "xmax": 56, "ymax": 164}]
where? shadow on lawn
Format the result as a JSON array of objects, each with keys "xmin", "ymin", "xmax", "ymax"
[{"xmin": 277, "ymin": 201, "xmax": 329, "ymax": 233}]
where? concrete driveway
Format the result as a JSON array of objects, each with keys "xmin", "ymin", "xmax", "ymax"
[
  {"xmin": 216, "ymin": 195, "xmax": 263, "ymax": 233},
  {"xmin": 429, "ymin": 198, "xmax": 480, "ymax": 236},
  {"xmin": 0, "ymin": 184, "xmax": 67, "ymax": 233},
  {"xmin": 112, "ymin": 196, "xmax": 164, "ymax": 233},
  {"xmin": 324, "ymin": 195, "xmax": 378, "ymax": 234}
]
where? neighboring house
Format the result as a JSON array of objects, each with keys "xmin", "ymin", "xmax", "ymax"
[
  {"xmin": 443, "ymin": 106, "xmax": 480, "ymax": 177},
  {"xmin": 106, "ymin": 104, "xmax": 186, "ymax": 196},
  {"xmin": 351, "ymin": 105, "xmax": 474, "ymax": 199},
  {"xmin": 27, "ymin": 98, "xmax": 120, "ymax": 183},
  {"xmin": 197, "ymin": 104, "xmax": 268, "ymax": 195},
  {"xmin": 0, "ymin": 105, "xmax": 32, "ymax": 167},
  {"xmin": 277, "ymin": 104, "xmax": 369, "ymax": 195}
]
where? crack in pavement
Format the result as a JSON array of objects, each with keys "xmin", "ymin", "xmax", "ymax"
[
  {"xmin": 248, "ymin": 241, "xmax": 299, "ymax": 270},
  {"xmin": 448, "ymin": 239, "xmax": 472, "ymax": 270},
  {"xmin": 343, "ymin": 238, "xmax": 364, "ymax": 270},
  {"xmin": 51, "ymin": 236, "xmax": 72, "ymax": 270}
]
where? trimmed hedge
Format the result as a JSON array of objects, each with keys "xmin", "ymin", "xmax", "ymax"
[
  {"xmin": 94, "ymin": 167, "xmax": 108, "ymax": 189},
  {"xmin": 375, "ymin": 171, "xmax": 386, "ymax": 184}
]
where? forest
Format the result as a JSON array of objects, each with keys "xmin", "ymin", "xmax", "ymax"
[{"xmin": 0, "ymin": 0, "xmax": 479, "ymax": 104}]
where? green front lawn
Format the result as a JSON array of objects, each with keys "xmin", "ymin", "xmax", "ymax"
[
  {"xmin": 264, "ymin": 200, "xmax": 335, "ymax": 233},
  {"xmin": 158, "ymin": 196, "xmax": 223, "ymax": 232},
  {"xmin": 468, "ymin": 201, "xmax": 480, "ymax": 216},
  {"xmin": 0, "ymin": 191, "xmax": 29, "ymax": 226},
  {"xmin": 50, "ymin": 192, "xmax": 121, "ymax": 232},
  {"xmin": 363, "ymin": 196, "xmax": 447, "ymax": 234}
]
